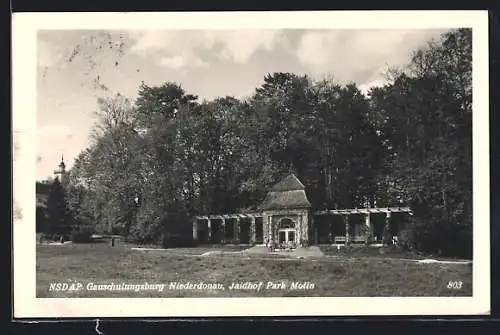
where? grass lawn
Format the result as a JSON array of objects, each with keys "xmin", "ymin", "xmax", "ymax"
[
  {"xmin": 318, "ymin": 244, "xmax": 472, "ymax": 261},
  {"xmin": 37, "ymin": 243, "xmax": 472, "ymax": 298}
]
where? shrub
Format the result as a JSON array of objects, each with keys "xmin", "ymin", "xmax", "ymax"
[
  {"xmin": 37, "ymin": 232, "xmax": 59, "ymax": 243},
  {"xmin": 398, "ymin": 216, "xmax": 472, "ymax": 259},
  {"xmin": 70, "ymin": 229, "xmax": 93, "ymax": 243},
  {"xmin": 162, "ymin": 233, "xmax": 198, "ymax": 248},
  {"xmin": 36, "ymin": 206, "xmax": 48, "ymax": 233},
  {"xmin": 223, "ymin": 238, "xmax": 239, "ymax": 245},
  {"xmin": 397, "ymin": 227, "xmax": 417, "ymax": 251},
  {"xmin": 159, "ymin": 209, "xmax": 198, "ymax": 248}
]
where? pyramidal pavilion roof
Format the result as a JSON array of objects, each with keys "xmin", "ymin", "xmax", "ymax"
[{"xmin": 261, "ymin": 173, "xmax": 311, "ymax": 210}]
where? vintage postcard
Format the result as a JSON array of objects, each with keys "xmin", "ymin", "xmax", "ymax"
[{"xmin": 12, "ymin": 11, "xmax": 490, "ymax": 318}]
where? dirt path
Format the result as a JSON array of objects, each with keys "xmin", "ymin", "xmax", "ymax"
[{"xmin": 130, "ymin": 246, "xmax": 471, "ymax": 265}]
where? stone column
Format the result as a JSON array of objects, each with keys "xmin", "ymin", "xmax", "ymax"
[
  {"xmin": 295, "ymin": 215, "xmax": 301, "ymax": 245},
  {"xmin": 221, "ymin": 218, "xmax": 226, "ymax": 243},
  {"xmin": 304, "ymin": 212, "xmax": 309, "ymax": 242},
  {"xmin": 192, "ymin": 219, "xmax": 198, "ymax": 241},
  {"xmin": 262, "ymin": 213, "xmax": 268, "ymax": 245},
  {"xmin": 268, "ymin": 215, "xmax": 273, "ymax": 244},
  {"xmin": 234, "ymin": 217, "xmax": 240, "ymax": 243},
  {"xmin": 250, "ymin": 216, "xmax": 256, "ymax": 244},
  {"xmin": 328, "ymin": 220, "xmax": 333, "ymax": 244},
  {"xmin": 365, "ymin": 213, "xmax": 372, "ymax": 245},
  {"xmin": 302, "ymin": 212, "xmax": 308, "ymax": 244},
  {"xmin": 207, "ymin": 219, "xmax": 212, "ymax": 243},
  {"xmin": 384, "ymin": 212, "xmax": 392, "ymax": 245},
  {"xmin": 344, "ymin": 215, "xmax": 350, "ymax": 245}
]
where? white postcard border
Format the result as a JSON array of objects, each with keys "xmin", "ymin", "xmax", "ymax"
[{"xmin": 12, "ymin": 10, "xmax": 490, "ymax": 318}]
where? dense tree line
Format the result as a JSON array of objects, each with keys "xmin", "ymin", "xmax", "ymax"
[
  {"xmin": 58, "ymin": 29, "xmax": 471, "ymax": 257},
  {"xmin": 37, "ymin": 178, "xmax": 73, "ymax": 239}
]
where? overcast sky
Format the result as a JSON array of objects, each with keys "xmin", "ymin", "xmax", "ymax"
[{"xmin": 36, "ymin": 28, "xmax": 449, "ymax": 181}]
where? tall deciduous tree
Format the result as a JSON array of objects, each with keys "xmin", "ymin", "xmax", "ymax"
[
  {"xmin": 64, "ymin": 29, "xmax": 471, "ymax": 256},
  {"xmin": 369, "ymin": 28, "xmax": 472, "ymax": 256},
  {"xmin": 46, "ymin": 178, "xmax": 71, "ymax": 237}
]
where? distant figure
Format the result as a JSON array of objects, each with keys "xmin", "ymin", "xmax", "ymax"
[
  {"xmin": 111, "ymin": 237, "xmax": 115, "ymax": 247},
  {"xmin": 392, "ymin": 236, "xmax": 399, "ymax": 245}
]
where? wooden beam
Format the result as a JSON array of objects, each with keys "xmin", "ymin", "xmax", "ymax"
[
  {"xmin": 196, "ymin": 207, "xmax": 410, "ymax": 221},
  {"xmin": 313, "ymin": 207, "xmax": 411, "ymax": 216},
  {"xmin": 195, "ymin": 212, "xmax": 264, "ymax": 220}
]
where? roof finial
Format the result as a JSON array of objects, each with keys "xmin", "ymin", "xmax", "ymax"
[
  {"xmin": 59, "ymin": 154, "xmax": 66, "ymax": 169},
  {"xmin": 288, "ymin": 162, "xmax": 295, "ymax": 175}
]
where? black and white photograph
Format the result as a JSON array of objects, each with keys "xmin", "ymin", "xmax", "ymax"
[{"xmin": 13, "ymin": 11, "xmax": 490, "ymax": 317}]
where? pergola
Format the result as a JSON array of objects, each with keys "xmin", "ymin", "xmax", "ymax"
[
  {"xmin": 312, "ymin": 206, "xmax": 412, "ymax": 244},
  {"xmin": 193, "ymin": 212, "xmax": 263, "ymax": 243}
]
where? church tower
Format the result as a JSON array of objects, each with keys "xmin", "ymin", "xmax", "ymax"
[{"xmin": 53, "ymin": 155, "xmax": 67, "ymax": 186}]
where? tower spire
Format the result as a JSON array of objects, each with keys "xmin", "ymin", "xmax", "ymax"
[
  {"xmin": 55, "ymin": 154, "xmax": 67, "ymax": 186},
  {"xmin": 58, "ymin": 154, "xmax": 66, "ymax": 170},
  {"xmin": 59, "ymin": 155, "xmax": 66, "ymax": 170}
]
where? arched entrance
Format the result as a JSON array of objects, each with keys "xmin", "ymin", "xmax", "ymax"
[{"xmin": 277, "ymin": 218, "xmax": 297, "ymax": 245}]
